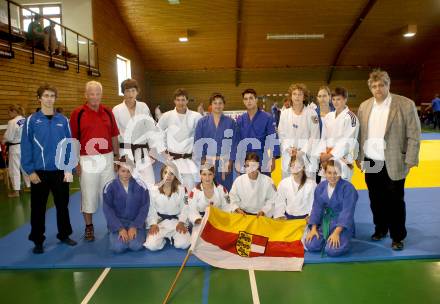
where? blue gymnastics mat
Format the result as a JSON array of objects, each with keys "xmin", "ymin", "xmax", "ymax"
[
  {"xmin": 0, "ymin": 188, "xmax": 439, "ymax": 270},
  {"xmin": 421, "ymin": 132, "xmax": 440, "ymax": 140}
]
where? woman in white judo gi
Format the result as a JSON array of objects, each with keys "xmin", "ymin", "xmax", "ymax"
[
  {"xmin": 316, "ymin": 87, "xmax": 359, "ymax": 181},
  {"xmin": 187, "ymin": 163, "xmax": 231, "ymax": 225},
  {"xmin": 278, "ymin": 83, "xmax": 320, "ymax": 179},
  {"xmin": 273, "ymin": 154, "xmax": 316, "ymax": 220},
  {"xmin": 2, "ymin": 104, "xmax": 30, "ymax": 197},
  {"xmin": 144, "ymin": 164, "xmax": 191, "ymax": 251},
  {"xmin": 113, "ymin": 79, "xmax": 165, "ymax": 188},
  {"xmin": 229, "ymin": 152, "xmax": 276, "ymax": 217}
]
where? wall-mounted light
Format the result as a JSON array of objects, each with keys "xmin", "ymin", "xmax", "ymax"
[{"xmin": 403, "ymin": 24, "xmax": 417, "ymax": 38}]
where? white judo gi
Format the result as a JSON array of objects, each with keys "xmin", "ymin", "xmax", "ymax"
[
  {"xmin": 3, "ymin": 115, "xmax": 30, "ymax": 190},
  {"xmin": 187, "ymin": 183, "xmax": 231, "ymax": 224},
  {"xmin": 157, "ymin": 109, "xmax": 202, "ymax": 189},
  {"xmin": 144, "ymin": 185, "xmax": 191, "ymax": 251},
  {"xmin": 278, "ymin": 107, "xmax": 320, "ymax": 178},
  {"xmin": 273, "ymin": 177, "xmax": 316, "ymax": 218},
  {"xmin": 229, "ymin": 173, "xmax": 276, "ymax": 217},
  {"xmin": 316, "ymin": 107, "xmax": 359, "ymax": 180},
  {"xmin": 113, "ymin": 101, "xmax": 165, "ymax": 187}
]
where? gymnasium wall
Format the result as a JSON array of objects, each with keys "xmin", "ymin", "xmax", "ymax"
[
  {"xmin": 146, "ymin": 68, "xmax": 417, "ymax": 112},
  {"xmin": 419, "ymin": 47, "xmax": 440, "ymax": 103},
  {"xmin": 0, "ymin": 0, "xmax": 145, "ymax": 124}
]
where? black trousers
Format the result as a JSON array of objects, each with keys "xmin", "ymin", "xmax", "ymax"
[
  {"xmin": 28, "ymin": 170, "xmax": 72, "ymax": 244},
  {"xmin": 364, "ymin": 158, "xmax": 407, "ymax": 242},
  {"xmin": 433, "ymin": 112, "xmax": 440, "ymax": 129}
]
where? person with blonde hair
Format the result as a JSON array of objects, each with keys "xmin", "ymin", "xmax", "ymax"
[
  {"xmin": 278, "ymin": 83, "xmax": 320, "ymax": 179},
  {"xmin": 144, "ymin": 164, "xmax": 191, "ymax": 251},
  {"xmin": 2, "ymin": 104, "xmax": 30, "ymax": 197}
]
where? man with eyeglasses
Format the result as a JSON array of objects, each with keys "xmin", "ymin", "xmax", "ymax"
[
  {"xmin": 356, "ymin": 70, "xmax": 421, "ymax": 251},
  {"xmin": 21, "ymin": 84, "xmax": 77, "ymax": 254}
]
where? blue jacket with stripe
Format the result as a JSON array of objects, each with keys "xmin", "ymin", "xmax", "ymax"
[{"xmin": 21, "ymin": 111, "xmax": 76, "ymax": 174}]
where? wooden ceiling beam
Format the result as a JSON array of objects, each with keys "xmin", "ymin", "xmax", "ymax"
[
  {"xmin": 235, "ymin": 0, "xmax": 243, "ymax": 86},
  {"xmin": 326, "ymin": 0, "xmax": 378, "ymax": 84}
]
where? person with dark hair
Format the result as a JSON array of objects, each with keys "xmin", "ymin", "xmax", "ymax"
[
  {"xmin": 26, "ymin": 14, "xmax": 45, "ymax": 50},
  {"xmin": 144, "ymin": 164, "xmax": 191, "ymax": 251},
  {"xmin": 431, "ymin": 94, "xmax": 440, "ymax": 129},
  {"xmin": 278, "ymin": 83, "xmax": 320, "ymax": 179},
  {"xmin": 193, "ymin": 93, "xmax": 238, "ymax": 191},
  {"xmin": 103, "ymin": 158, "xmax": 149, "ymax": 253},
  {"xmin": 70, "ymin": 81, "xmax": 120, "ymax": 242},
  {"xmin": 2, "ymin": 104, "xmax": 30, "ymax": 197},
  {"xmin": 274, "ymin": 154, "xmax": 316, "ymax": 220},
  {"xmin": 236, "ymin": 89, "xmax": 280, "ymax": 176},
  {"xmin": 187, "ymin": 163, "xmax": 232, "ymax": 225},
  {"xmin": 21, "ymin": 84, "xmax": 77, "ymax": 254},
  {"xmin": 229, "ymin": 152, "xmax": 276, "ymax": 217},
  {"xmin": 305, "ymin": 160, "xmax": 358, "ymax": 256},
  {"xmin": 357, "ymin": 69, "xmax": 421, "ymax": 251},
  {"xmin": 157, "ymin": 88, "xmax": 202, "ymax": 189},
  {"xmin": 316, "ymin": 87, "xmax": 359, "ymax": 181},
  {"xmin": 113, "ymin": 78, "xmax": 164, "ymax": 187}
]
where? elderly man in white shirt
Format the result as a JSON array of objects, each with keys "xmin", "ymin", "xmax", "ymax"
[{"xmin": 357, "ymin": 69, "xmax": 421, "ymax": 251}]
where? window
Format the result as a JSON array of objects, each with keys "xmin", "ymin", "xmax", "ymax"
[
  {"xmin": 21, "ymin": 4, "xmax": 62, "ymax": 41},
  {"xmin": 117, "ymin": 55, "xmax": 131, "ymax": 96}
]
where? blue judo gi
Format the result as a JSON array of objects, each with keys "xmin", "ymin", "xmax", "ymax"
[
  {"xmin": 194, "ymin": 114, "xmax": 238, "ymax": 190},
  {"xmin": 306, "ymin": 178, "xmax": 358, "ymax": 256},
  {"xmin": 103, "ymin": 177, "xmax": 150, "ymax": 253},
  {"xmin": 236, "ymin": 109, "xmax": 281, "ymax": 175}
]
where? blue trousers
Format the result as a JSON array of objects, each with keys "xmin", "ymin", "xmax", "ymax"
[
  {"xmin": 109, "ymin": 228, "xmax": 146, "ymax": 253},
  {"xmin": 305, "ymin": 227, "xmax": 351, "ymax": 257}
]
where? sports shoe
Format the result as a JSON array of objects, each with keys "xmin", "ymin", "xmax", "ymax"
[{"xmin": 84, "ymin": 224, "xmax": 95, "ymax": 242}]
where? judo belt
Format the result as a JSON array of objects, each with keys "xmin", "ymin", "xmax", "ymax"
[
  {"xmin": 284, "ymin": 212, "xmax": 308, "ymax": 220},
  {"xmin": 120, "ymin": 142, "xmax": 149, "ymax": 163},
  {"xmin": 157, "ymin": 212, "xmax": 179, "ymax": 222},
  {"xmin": 199, "ymin": 211, "xmax": 205, "ymax": 217},
  {"xmin": 5, "ymin": 142, "xmax": 19, "ymax": 153},
  {"xmin": 243, "ymin": 210, "xmax": 257, "ymax": 216},
  {"xmin": 321, "ymin": 207, "xmax": 337, "ymax": 257},
  {"xmin": 169, "ymin": 152, "xmax": 192, "ymax": 160}
]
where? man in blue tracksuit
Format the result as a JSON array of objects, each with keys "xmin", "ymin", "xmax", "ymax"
[{"xmin": 21, "ymin": 84, "xmax": 77, "ymax": 254}]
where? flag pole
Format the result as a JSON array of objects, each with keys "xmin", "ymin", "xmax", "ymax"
[
  {"xmin": 162, "ymin": 249, "xmax": 193, "ymax": 304},
  {"xmin": 248, "ymin": 269, "xmax": 261, "ymax": 304}
]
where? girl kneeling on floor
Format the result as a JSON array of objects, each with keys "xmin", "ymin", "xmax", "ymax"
[
  {"xmin": 144, "ymin": 164, "xmax": 191, "ymax": 251},
  {"xmin": 305, "ymin": 160, "xmax": 358, "ymax": 256},
  {"xmin": 188, "ymin": 163, "xmax": 232, "ymax": 226},
  {"xmin": 103, "ymin": 159, "xmax": 149, "ymax": 253}
]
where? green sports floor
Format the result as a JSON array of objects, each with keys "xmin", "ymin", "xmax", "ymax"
[{"xmin": 1, "ymin": 127, "xmax": 439, "ymax": 304}]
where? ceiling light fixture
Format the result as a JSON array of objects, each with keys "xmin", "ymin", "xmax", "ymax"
[
  {"xmin": 178, "ymin": 30, "xmax": 189, "ymax": 42},
  {"xmin": 266, "ymin": 33, "xmax": 325, "ymax": 40},
  {"xmin": 403, "ymin": 24, "xmax": 417, "ymax": 38},
  {"xmin": 168, "ymin": 0, "xmax": 180, "ymax": 4}
]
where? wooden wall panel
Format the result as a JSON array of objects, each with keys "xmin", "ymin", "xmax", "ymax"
[{"xmin": 0, "ymin": 0, "xmax": 145, "ymax": 125}]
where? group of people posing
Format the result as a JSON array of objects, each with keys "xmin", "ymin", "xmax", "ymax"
[{"xmin": 4, "ymin": 69, "xmax": 421, "ymax": 256}]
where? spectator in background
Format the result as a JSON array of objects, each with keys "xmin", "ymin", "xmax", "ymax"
[
  {"xmin": 431, "ymin": 94, "xmax": 440, "ymax": 129},
  {"xmin": 2, "ymin": 104, "xmax": 30, "ymax": 197},
  {"xmin": 26, "ymin": 14, "xmax": 45, "ymax": 50}
]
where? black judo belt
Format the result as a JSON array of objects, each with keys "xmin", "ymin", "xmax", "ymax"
[
  {"xmin": 120, "ymin": 142, "xmax": 149, "ymax": 163},
  {"xmin": 157, "ymin": 212, "xmax": 179, "ymax": 222},
  {"xmin": 5, "ymin": 142, "xmax": 20, "ymax": 153}
]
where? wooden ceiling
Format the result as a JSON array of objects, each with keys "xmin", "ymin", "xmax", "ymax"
[{"xmin": 114, "ymin": 0, "xmax": 440, "ymax": 71}]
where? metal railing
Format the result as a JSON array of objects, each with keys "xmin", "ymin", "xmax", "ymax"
[{"xmin": 0, "ymin": 0, "xmax": 100, "ymax": 75}]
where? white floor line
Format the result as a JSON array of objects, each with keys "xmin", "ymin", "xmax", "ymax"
[
  {"xmin": 248, "ymin": 269, "xmax": 260, "ymax": 304},
  {"xmin": 81, "ymin": 267, "xmax": 111, "ymax": 304}
]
